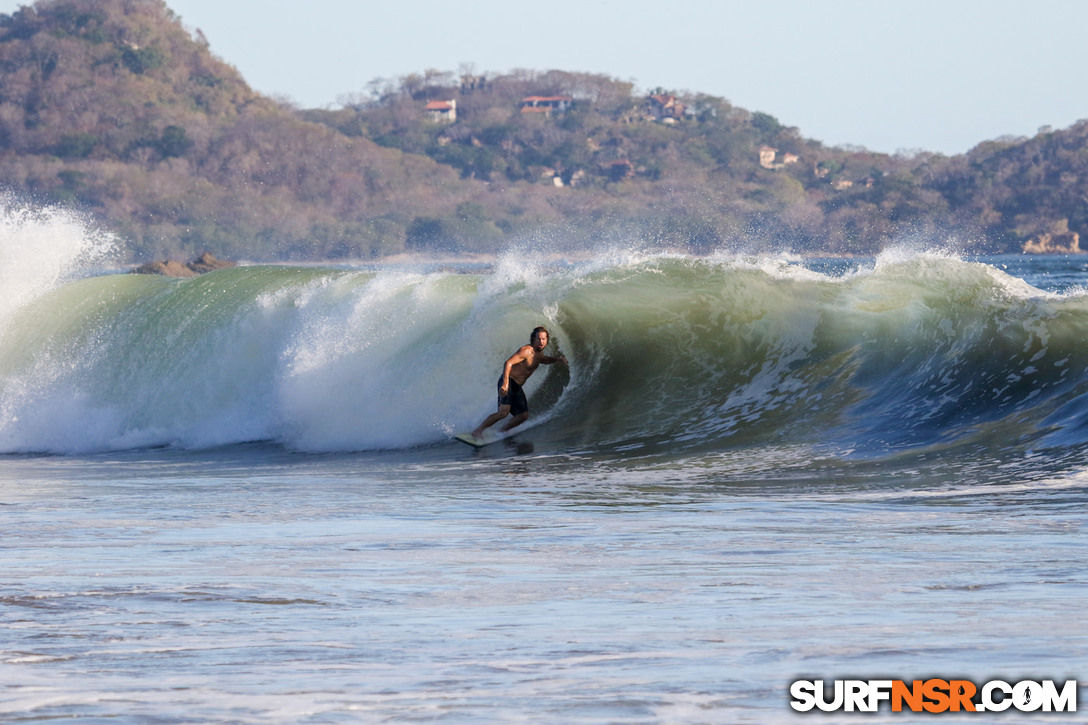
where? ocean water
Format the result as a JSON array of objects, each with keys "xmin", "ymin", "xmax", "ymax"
[{"xmin": 1, "ymin": 207, "xmax": 1086, "ymax": 722}]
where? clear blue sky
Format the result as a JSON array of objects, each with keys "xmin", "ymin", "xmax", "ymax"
[{"xmin": 5, "ymin": 0, "xmax": 1088, "ymax": 155}]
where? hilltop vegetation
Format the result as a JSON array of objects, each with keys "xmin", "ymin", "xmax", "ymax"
[
  {"xmin": 0, "ymin": 0, "xmax": 468, "ymax": 259},
  {"xmin": 0, "ymin": 0, "xmax": 1085, "ymax": 261},
  {"xmin": 308, "ymin": 70, "xmax": 946, "ymax": 255}
]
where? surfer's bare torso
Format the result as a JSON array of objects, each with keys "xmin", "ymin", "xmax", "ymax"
[
  {"xmin": 471, "ymin": 327, "xmax": 567, "ymax": 439},
  {"xmin": 502, "ymin": 343, "xmax": 547, "ymax": 390}
]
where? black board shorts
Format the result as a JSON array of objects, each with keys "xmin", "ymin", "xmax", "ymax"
[{"xmin": 497, "ymin": 377, "xmax": 529, "ymax": 416}]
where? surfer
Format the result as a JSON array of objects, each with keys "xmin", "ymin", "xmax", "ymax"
[{"xmin": 471, "ymin": 326, "xmax": 567, "ymax": 439}]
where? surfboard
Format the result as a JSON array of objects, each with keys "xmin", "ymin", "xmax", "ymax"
[{"xmin": 454, "ymin": 433, "xmax": 489, "ymax": 448}]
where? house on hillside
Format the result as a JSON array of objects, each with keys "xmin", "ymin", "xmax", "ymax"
[
  {"xmin": 424, "ymin": 99, "xmax": 457, "ymax": 123},
  {"xmin": 759, "ymin": 146, "xmax": 778, "ymax": 169},
  {"xmin": 759, "ymin": 145, "xmax": 799, "ymax": 170},
  {"xmin": 646, "ymin": 94, "xmax": 686, "ymax": 122},
  {"xmin": 460, "ymin": 75, "xmax": 487, "ymax": 93},
  {"xmin": 519, "ymin": 95, "xmax": 573, "ymax": 115}
]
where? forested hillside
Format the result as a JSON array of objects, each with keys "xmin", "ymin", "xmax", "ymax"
[
  {"xmin": 308, "ymin": 70, "xmax": 945, "ymax": 255},
  {"xmin": 0, "ymin": 0, "xmax": 472, "ymax": 259},
  {"xmin": 0, "ymin": 0, "xmax": 1085, "ymax": 261}
]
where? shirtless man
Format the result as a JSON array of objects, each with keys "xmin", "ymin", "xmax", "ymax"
[{"xmin": 472, "ymin": 326, "xmax": 568, "ymax": 438}]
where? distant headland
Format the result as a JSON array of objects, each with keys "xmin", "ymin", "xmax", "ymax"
[{"xmin": 0, "ymin": 0, "xmax": 1085, "ymax": 261}]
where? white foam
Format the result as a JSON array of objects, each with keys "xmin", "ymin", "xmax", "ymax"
[{"xmin": 0, "ymin": 200, "xmax": 118, "ymax": 327}]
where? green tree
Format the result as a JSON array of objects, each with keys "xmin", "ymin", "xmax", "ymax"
[{"xmin": 158, "ymin": 125, "xmax": 192, "ymax": 158}]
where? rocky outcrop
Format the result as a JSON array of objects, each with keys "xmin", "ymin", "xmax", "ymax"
[
  {"xmin": 1021, "ymin": 231, "xmax": 1082, "ymax": 254},
  {"xmin": 133, "ymin": 252, "xmax": 237, "ymax": 277},
  {"xmin": 186, "ymin": 252, "xmax": 237, "ymax": 274}
]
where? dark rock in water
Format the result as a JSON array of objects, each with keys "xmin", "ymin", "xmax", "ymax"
[
  {"xmin": 133, "ymin": 252, "xmax": 237, "ymax": 277},
  {"xmin": 132, "ymin": 259, "xmax": 198, "ymax": 277},
  {"xmin": 187, "ymin": 252, "xmax": 237, "ymax": 273}
]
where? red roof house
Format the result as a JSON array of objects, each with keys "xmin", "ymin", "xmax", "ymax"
[{"xmin": 424, "ymin": 99, "xmax": 457, "ymax": 123}]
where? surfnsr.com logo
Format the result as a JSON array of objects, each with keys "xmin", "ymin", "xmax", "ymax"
[{"xmin": 790, "ymin": 679, "xmax": 1078, "ymax": 713}]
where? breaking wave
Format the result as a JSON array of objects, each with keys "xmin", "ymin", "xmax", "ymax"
[{"xmin": 3, "ymin": 211, "xmax": 1088, "ymax": 462}]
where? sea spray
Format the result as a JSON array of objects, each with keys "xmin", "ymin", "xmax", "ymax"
[
  {"xmin": 0, "ymin": 201, "xmax": 120, "ymax": 452},
  {"xmin": 0, "ymin": 200, "xmax": 118, "ymax": 327},
  {"xmin": 278, "ymin": 269, "xmax": 485, "ymax": 451}
]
